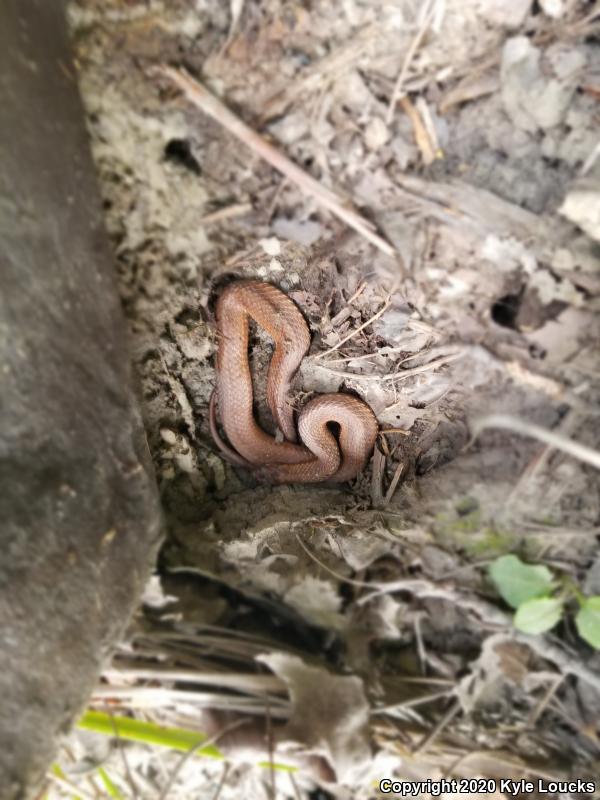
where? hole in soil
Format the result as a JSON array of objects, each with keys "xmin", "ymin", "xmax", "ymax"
[
  {"xmin": 491, "ymin": 291, "xmax": 523, "ymax": 330},
  {"xmin": 529, "ymin": 343, "xmax": 547, "ymax": 359},
  {"xmin": 164, "ymin": 138, "xmax": 201, "ymax": 174}
]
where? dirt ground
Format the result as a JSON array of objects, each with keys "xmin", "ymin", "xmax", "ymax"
[{"xmin": 51, "ymin": 1, "xmax": 600, "ymax": 797}]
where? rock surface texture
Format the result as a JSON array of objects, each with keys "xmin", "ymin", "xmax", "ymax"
[{"xmin": 0, "ymin": 3, "xmax": 163, "ymax": 797}]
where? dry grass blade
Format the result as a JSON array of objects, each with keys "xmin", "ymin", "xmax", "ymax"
[
  {"xmin": 105, "ymin": 667, "xmax": 286, "ymax": 696},
  {"xmin": 92, "ymin": 686, "xmax": 290, "ymax": 715},
  {"xmin": 157, "ymin": 66, "xmax": 397, "ymax": 259}
]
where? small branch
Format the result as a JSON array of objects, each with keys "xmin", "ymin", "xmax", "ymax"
[
  {"xmin": 386, "ymin": 0, "xmax": 439, "ymax": 124},
  {"xmin": 158, "ymin": 719, "xmax": 249, "ymax": 800},
  {"xmin": 411, "ymin": 699, "xmax": 461, "ymax": 755},
  {"xmin": 381, "ymin": 350, "xmax": 464, "ymax": 381},
  {"xmin": 384, "ymin": 461, "xmax": 406, "ymax": 505},
  {"xmin": 157, "ymin": 66, "xmax": 397, "ymax": 259},
  {"xmin": 399, "ymin": 96, "xmax": 438, "ymax": 165},
  {"xmin": 471, "ymin": 413, "xmax": 600, "ymax": 470},
  {"xmin": 314, "ymin": 296, "xmax": 393, "ymax": 359},
  {"xmin": 371, "ymin": 445, "xmax": 386, "ymax": 508}
]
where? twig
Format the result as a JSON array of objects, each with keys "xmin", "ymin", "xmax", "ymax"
[
  {"xmin": 46, "ymin": 773, "xmax": 99, "ymax": 800},
  {"xmin": 413, "ymin": 611, "xmax": 427, "ymax": 674},
  {"xmin": 470, "ymin": 414, "xmax": 600, "ymax": 470},
  {"xmin": 199, "ymin": 202, "xmax": 252, "ymax": 224},
  {"xmin": 211, "ymin": 763, "xmax": 230, "ymax": 800},
  {"xmin": 289, "ymin": 772, "xmax": 303, "ymax": 800},
  {"xmin": 371, "ymin": 445, "xmax": 386, "ymax": 507},
  {"xmin": 526, "ymin": 674, "xmax": 564, "ymax": 728},
  {"xmin": 512, "ymin": 632, "xmax": 600, "ymax": 695},
  {"xmin": 379, "ymin": 428, "xmax": 411, "ymax": 437},
  {"xmin": 399, "ymin": 96, "xmax": 438, "ymax": 165},
  {"xmin": 386, "ymin": 0, "xmax": 439, "ymax": 124},
  {"xmin": 323, "ymin": 344, "xmax": 408, "ymax": 365},
  {"xmin": 109, "ymin": 711, "xmax": 139, "ymax": 800},
  {"xmin": 312, "ymin": 349, "xmax": 463, "ymax": 383},
  {"xmin": 443, "ymin": 750, "xmax": 563, "ymax": 783},
  {"xmin": 158, "ymin": 718, "xmax": 248, "ymax": 800},
  {"xmin": 384, "ymin": 461, "xmax": 406, "ymax": 505},
  {"xmin": 346, "ymin": 280, "xmax": 367, "ymax": 305},
  {"xmin": 506, "ymin": 411, "xmax": 579, "ymax": 507},
  {"xmin": 157, "ymin": 66, "xmax": 397, "ymax": 258},
  {"xmin": 381, "ymin": 350, "xmax": 464, "ymax": 381},
  {"xmin": 265, "ymin": 700, "xmax": 276, "ymax": 800},
  {"xmin": 411, "ymin": 699, "xmax": 461, "ymax": 755},
  {"xmin": 314, "ymin": 296, "xmax": 393, "ymax": 359},
  {"xmin": 374, "ymin": 689, "xmax": 452, "ymax": 715}
]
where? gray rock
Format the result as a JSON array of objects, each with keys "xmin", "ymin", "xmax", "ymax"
[
  {"xmin": 0, "ymin": 3, "xmax": 162, "ymax": 797},
  {"xmin": 501, "ymin": 37, "xmax": 586, "ymax": 132}
]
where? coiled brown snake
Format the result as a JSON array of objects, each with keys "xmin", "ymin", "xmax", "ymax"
[{"xmin": 209, "ymin": 280, "xmax": 378, "ymax": 484}]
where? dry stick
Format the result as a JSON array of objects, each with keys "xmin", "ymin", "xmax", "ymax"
[
  {"xmin": 411, "ymin": 699, "xmax": 461, "ymax": 756},
  {"xmin": 443, "ymin": 750, "xmax": 562, "ymax": 784},
  {"xmin": 381, "ymin": 350, "xmax": 465, "ymax": 381},
  {"xmin": 211, "ymin": 763, "xmax": 231, "ymax": 800},
  {"xmin": 312, "ymin": 350, "xmax": 464, "ymax": 383},
  {"xmin": 199, "ymin": 202, "xmax": 253, "ymax": 224},
  {"xmin": 324, "ymin": 344, "xmax": 407, "ymax": 365},
  {"xmin": 471, "ymin": 413, "xmax": 600, "ymax": 470},
  {"xmin": 526, "ymin": 674, "xmax": 564, "ymax": 728},
  {"xmin": 386, "ymin": 0, "xmax": 439, "ymax": 124},
  {"xmin": 374, "ymin": 689, "xmax": 452, "ymax": 715},
  {"xmin": 288, "ymin": 772, "xmax": 303, "ymax": 800},
  {"xmin": 109, "ymin": 711, "xmax": 139, "ymax": 800},
  {"xmin": 506, "ymin": 411, "xmax": 578, "ymax": 507},
  {"xmin": 380, "ymin": 428, "xmax": 411, "ymax": 437},
  {"xmin": 314, "ymin": 296, "xmax": 393, "ymax": 359},
  {"xmin": 399, "ymin": 96, "xmax": 437, "ymax": 165},
  {"xmin": 158, "ymin": 66, "xmax": 397, "ymax": 259},
  {"xmin": 47, "ymin": 773, "xmax": 99, "ymax": 800},
  {"xmin": 157, "ymin": 718, "xmax": 249, "ymax": 800},
  {"xmin": 384, "ymin": 461, "xmax": 406, "ymax": 505},
  {"xmin": 371, "ymin": 445, "xmax": 386, "ymax": 507},
  {"xmin": 265, "ymin": 700, "xmax": 276, "ymax": 800}
]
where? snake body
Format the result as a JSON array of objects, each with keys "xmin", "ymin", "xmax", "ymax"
[{"xmin": 210, "ymin": 280, "xmax": 378, "ymax": 484}]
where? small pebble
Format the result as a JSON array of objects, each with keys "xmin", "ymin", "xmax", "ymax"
[
  {"xmin": 364, "ymin": 117, "xmax": 390, "ymax": 151},
  {"xmin": 259, "ymin": 237, "xmax": 281, "ymax": 256}
]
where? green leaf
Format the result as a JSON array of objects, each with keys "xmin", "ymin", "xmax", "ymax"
[
  {"xmin": 78, "ymin": 711, "xmax": 223, "ymax": 759},
  {"xmin": 575, "ymin": 597, "xmax": 600, "ymax": 649},
  {"xmin": 78, "ymin": 710, "xmax": 296, "ymax": 772},
  {"xmin": 488, "ymin": 554, "xmax": 555, "ymax": 609},
  {"xmin": 514, "ymin": 597, "xmax": 563, "ymax": 634},
  {"xmin": 97, "ymin": 767, "xmax": 125, "ymax": 799}
]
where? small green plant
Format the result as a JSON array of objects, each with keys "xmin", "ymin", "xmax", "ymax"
[{"xmin": 488, "ymin": 554, "xmax": 600, "ymax": 648}]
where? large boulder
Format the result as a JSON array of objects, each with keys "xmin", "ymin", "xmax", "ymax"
[{"xmin": 0, "ymin": 3, "xmax": 163, "ymax": 796}]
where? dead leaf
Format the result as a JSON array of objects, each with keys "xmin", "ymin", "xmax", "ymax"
[{"xmin": 257, "ymin": 652, "xmax": 371, "ymax": 782}]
